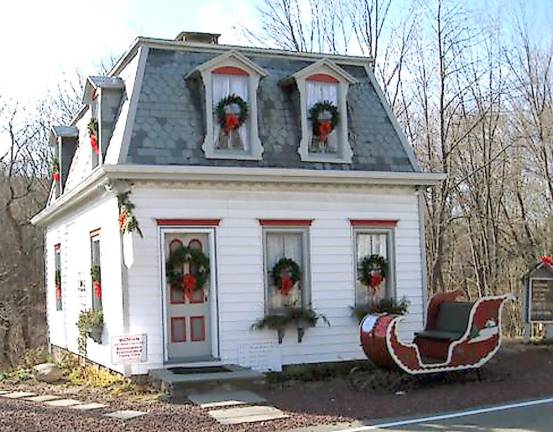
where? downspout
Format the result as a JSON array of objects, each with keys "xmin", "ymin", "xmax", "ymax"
[{"xmin": 417, "ymin": 187, "xmax": 429, "ymax": 325}]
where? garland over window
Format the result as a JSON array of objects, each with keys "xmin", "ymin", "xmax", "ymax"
[
  {"xmin": 166, "ymin": 245, "xmax": 210, "ymax": 301},
  {"xmin": 308, "ymin": 100, "xmax": 339, "ymax": 144},
  {"xmin": 117, "ymin": 192, "xmax": 143, "ymax": 237},
  {"xmin": 215, "ymin": 94, "xmax": 248, "ymax": 136},
  {"xmin": 87, "ymin": 118, "xmax": 99, "ymax": 155}
]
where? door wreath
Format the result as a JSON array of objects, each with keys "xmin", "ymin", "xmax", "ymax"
[
  {"xmin": 166, "ymin": 245, "xmax": 210, "ymax": 301},
  {"xmin": 359, "ymin": 254, "xmax": 388, "ymax": 296},
  {"xmin": 272, "ymin": 258, "xmax": 301, "ymax": 296}
]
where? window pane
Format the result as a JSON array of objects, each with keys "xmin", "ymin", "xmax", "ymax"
[
  {"xmin": 266, "ymin": 231, "xmax": 304, "ymax": 311},
  {"xmin": 356, "ymin": 232, "xmax": 391, "ymax": 304},
  {"xmin": 212, "ymin": 74, "xmax": 249, "ymax": 152},
  {"xmin": 307, "ymin": 81, "xmax": 339, "ymax": 154}
]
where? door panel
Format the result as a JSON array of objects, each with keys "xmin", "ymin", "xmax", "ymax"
[{"xmin": 165, "ymin": 232, "xmax": 211, "ymax": 360}]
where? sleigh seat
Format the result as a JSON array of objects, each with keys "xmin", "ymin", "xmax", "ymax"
[{"xmin": 414, "ymin": 301, "xmax": 474, "ymax": 360}]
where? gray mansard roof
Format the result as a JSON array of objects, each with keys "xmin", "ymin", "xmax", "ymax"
[{"xmin": 126, "ymin": 47, "xmax": 417, "ymax": 172}]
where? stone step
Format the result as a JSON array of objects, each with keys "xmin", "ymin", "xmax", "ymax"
[{"xmin": 149, "ymin": 364, "xmax": 265, "ymax": 399}]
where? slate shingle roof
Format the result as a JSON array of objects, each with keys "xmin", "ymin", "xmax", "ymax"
[{"xmin": 126, "ymin": 48, "xmax": 415, "ymax": 172}]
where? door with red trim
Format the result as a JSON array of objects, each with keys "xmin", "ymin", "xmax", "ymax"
[{"xmin": 165, "ymin": 232, "xmax": 211, "ymax": 360}]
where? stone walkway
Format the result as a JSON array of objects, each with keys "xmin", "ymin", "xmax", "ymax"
[
  {"xmin": 0, "ymin": 389, "xmax": 146, "ymax": 421},
  {"xmin": 188, "ymin": 390, "xmax": 289, "ymax": 425}
]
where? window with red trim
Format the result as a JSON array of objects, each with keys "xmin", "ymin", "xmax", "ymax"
[
  {"xmin": 54, "ymin": 244, "xmax": 62, "ymax": 311},
  {"xmin": 354, "ymin": 228, "xmax": 395, "ymax": 305}
]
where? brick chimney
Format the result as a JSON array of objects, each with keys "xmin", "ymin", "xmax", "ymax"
[{"xmin": 175, "ymin": 31, "xmax": 220, "ymax": 44}]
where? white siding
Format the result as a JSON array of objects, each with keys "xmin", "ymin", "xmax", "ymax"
[
  {"xmin": 126, "ymin": 185, "xmax": 425, "ymax": 374},
  {"xmin": 45, "ymin": 193, "xmax": 125, "ymax": 373}
]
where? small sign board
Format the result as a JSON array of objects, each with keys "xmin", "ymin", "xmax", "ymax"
[
  {"xmin": 529, "ymin": 278, "xmax": 553, "ymax": 322},
  {"xmin": 238, "ymin": 342, "xmax": 282, "ymax": 372},
  {"xmin": 111, "ymin": 334, "xmax": 147, "ymax": 365}
]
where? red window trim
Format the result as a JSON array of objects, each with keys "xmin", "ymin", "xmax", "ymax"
[
  {"xmin": 190, "ymin": 316, "xmax": 206, "ymax": 342},
  {"xmin": 212, "ymin": 66, "xmax": 249, "ymax": 76},
  {"xmin": 156, "ymin": 219, "xmax": 221, "ymax": 227},
  {"xmin": 90, "ymin": 228, "xmax": 101, "ymax": 238},
  {"xmin": 259, "ymin": 219, "xmax": 313, "ymax": 227},
  {"xmin": 171, "ymin": 317, "xmax": 187, "ymax": 343},
  {"xmin": 349, "ymin": 219, "xmax": 398, "ymax": 228},
  {"xmin": 306, "ymin": 73, "xmax": 339, "ymax": 83}
]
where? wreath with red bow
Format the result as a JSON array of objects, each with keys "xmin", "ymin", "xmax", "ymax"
[
  {"xmin": 308, "ymin": 100, "xmax": 339, "ymax": 143},
  {"xmin": 359, "ymin": 254, "xmax": 388, "ymax": 296},
  {"xmin": 215, "ymin": 94, "xmax": 248, "ymax": 136},
  {"xmin": 91, "ymin": 265, "xmax": 102, "ymax": 302},
  {"xmin": 271, "ymin": 258, "xmax": 301, "ymax": 296},
  {"xmin": 166, "ymin": 246, "xmax": 210, "ymax": 301},
  {"xmin": 87, "ymin": 118, "xmax": 99, "ymax": 155},
  {"xmin": 51, "ymin": 157, "xmax": 60, "ymax": 182},
  {"xmin": 542, "ymin": 255, "xmax": 553, "ymax": 268}
]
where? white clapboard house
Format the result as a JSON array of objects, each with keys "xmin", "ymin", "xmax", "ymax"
[{"xmin": 31, "ymin": 32, "xmax": 444, "ymax": 375}]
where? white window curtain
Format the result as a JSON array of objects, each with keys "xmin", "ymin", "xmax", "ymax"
[
  {"xmin": 212, "ymin": 74, "xmax": 249, "ymax": 151},
  {"xmin": 306, "ymin": 81, "xmax": 339, "ymax": 153},
  {"xmin": 266, "ymin": 232, "xmax": 304, "ymax": 311},
  {"xmin": 355, "ymin": 232, "xmax": 391, "ymax": 304}
]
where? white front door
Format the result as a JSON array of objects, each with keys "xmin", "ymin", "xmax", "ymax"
[{"xmin": 163, "ymin": 231, "xmax": 214, "ymax": 361}]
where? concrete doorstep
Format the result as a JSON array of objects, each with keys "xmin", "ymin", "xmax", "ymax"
[
  {"xmin": 188, "ymin": 390, "xmax": 267, "ymax": 408},
  {"xmin": 209, "ymin": 405, "xmax": 289, "ymax": 425}
]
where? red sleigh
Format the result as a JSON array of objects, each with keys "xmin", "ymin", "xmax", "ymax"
[{"xmin": 360, "ymin": 290, "xmax": 513, "ymax": 374}]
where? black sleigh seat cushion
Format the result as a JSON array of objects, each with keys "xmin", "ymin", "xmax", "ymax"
[{"xmin": 415, "ymin": 302, "xmax": 474, "ymax": 341}]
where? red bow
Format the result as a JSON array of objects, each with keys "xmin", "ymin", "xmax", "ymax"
[
  {"xmin": 542, "ymin": 255, "xmax": 553, "ymax": 268},
  {"xmin": 93, "ymin": 281, "xmax": 102, "ymax": 301},
  {"xmin": 318, "ymin": 120, "xmax": 333, "ymax": 143},
  {"xmin": 55, "ymin": 285, "xmax": 62, "ymax": 301},
  {"xmin": 183, "ymin": 274, "xmax": 197, "ymax": 300},
  {"xmin": 369, "ymin": 273, "xmax": 383, "ymax": 288},
  {"xmin": 224, "ymin": 114, "xmax": 240, "ymax": 135},
  {"xmin": 90, "ymin": 133, "xmax": 99, "ymax": 155},
  {"xmin": 118, "ymin": 212, "xmax": 127, "ymax": 229},
  {"xmin": 280, "ymin": 275, "xmax": 294, "ymax": 296},
  {"xmin": 52, "ymin": 172, "xmax": 60, "ymax": 182}
]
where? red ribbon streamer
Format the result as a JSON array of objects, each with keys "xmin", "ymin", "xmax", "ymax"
[
  {"xmin": 318, "ymin": 120, "xmax": 333, "ymax": 143},
  {"xmin": 280, "ymin": 275, "xmax": 294, "ymax": 296},
  {"xmin": 224, "ymin": 113, "xmax": 240, "ymax": 135},
  {"xmin": 52, "ymin": 172, "xmax": 60, "ymax": 182},
  {"xmin": 183, "ymin": 274, "xmax": 197, "ymax": 301},
  {"xmin": 93, "ymin": 281, "xmax": 102, "ymax": 301},
  {"xmin": 91, "ymin": 133, "xmax": 99, "ymax": 155}
]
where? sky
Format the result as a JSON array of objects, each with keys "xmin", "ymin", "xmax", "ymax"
[{"xmin": 0, "ymin": 0, "xmax": 260, "ymax": 103}]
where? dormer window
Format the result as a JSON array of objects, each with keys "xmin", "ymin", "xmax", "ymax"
[
  {"xmin": 190, "ymin": 51, "xmax": 268, "ymax": 160},
  {"xmin": 286, "ymin": 59, "xmax": 357, "ymax": 163}
]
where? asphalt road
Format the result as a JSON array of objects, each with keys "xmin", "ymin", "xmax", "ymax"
[{"xmin": 296, "ymin": 398, "xmax": 553, "ymax": 432}]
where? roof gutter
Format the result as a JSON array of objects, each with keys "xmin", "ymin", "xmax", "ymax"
[
  {"xmin": 31, "ymin": 167, "xmax": 109, "ymax": 226},
  {"xmin": 104, "ymin": 164, "xmax": 446, "ymax": 186}
]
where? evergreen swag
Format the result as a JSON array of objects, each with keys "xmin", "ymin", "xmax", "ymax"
[
  {"xmin": 351, "ymin": 297, "xmax": 410, "ymax": 323},
  {"xmin": 271, "ymin": 257, "xmax": 301, "ymax": 296},
  {"xmin": 166, "ymin": 245, "xmax": 210, "ymax": 300},
  {"xmin": 252, "ymin": 306, "xmax": 330, "ymax": 343},
  {"xmin": 308, "ymin": 100, "xmax": 339, "ymax": 142},
  {"xmin": 117, "ymin": 192, "xmax": 143, "ymax": 237},
  {"xmin": 77, "ymin": 309, "xmax": 104, "ymax": 355},
  {"xmin": 87, "ymin": 118, "xmax": 99, "ymax": 155},
  {"xmin": 215, "ymin": 94, "xmax": 248, "ymax": 135}
]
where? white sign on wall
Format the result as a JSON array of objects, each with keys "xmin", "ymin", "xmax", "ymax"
[
  {"xmin": 238, "ymin": 342, "xmax": 282, "ymax": 372},
  {"xmin": 111, "ymin": 334, "xmax": 147, "ymax": 365}
]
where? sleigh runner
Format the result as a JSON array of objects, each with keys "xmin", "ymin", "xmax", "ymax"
[{"xmin": 360, "ymin": 290, "xmax": 513, "ymax": 374}]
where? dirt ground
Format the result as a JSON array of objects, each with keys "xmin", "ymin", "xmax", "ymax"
[{"xmin": 0, "ymin": 342, "xmax": 552, "ymax": 432}]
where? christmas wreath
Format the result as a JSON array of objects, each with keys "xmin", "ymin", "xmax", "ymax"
[
  {"xmin": 308, "ymin": 100, "xmax": 339, "ymax": 143},
  {"xmin": 166, "ymin": 245, "xmax": 210, "ymax": 301},
  {"xmin": 271, "ymin": 258, "xmax": 301, "ymax": 296},
  {"xmin": 359, "ymin": 254, "xmax": 388, "ymax": 295},
  {"xmin": 87, "ymin": 118, "xmax": 99, "ymax": 155},
  {"xmin": 117, "ymin": 192, "xmax": 143, "ymax": 237},
  {"xmin": 51, "ymin": 157, "xmax": 60, "ymax": 182},
  {"xmin": 91, "ymin": 265, "xmax": 102, "ymax": 302},
  {"xmin": 215, "ymin": 94, "xmax": 248, "ymax": 136}
]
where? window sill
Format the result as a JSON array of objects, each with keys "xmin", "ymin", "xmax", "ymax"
[
  {"xmin": 204, "ymin": 151, "xmax": 263, "ymax": 161},
  {"xmin": 300, "ymin": 154, "xmax": 352, "ymax": 164}
]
